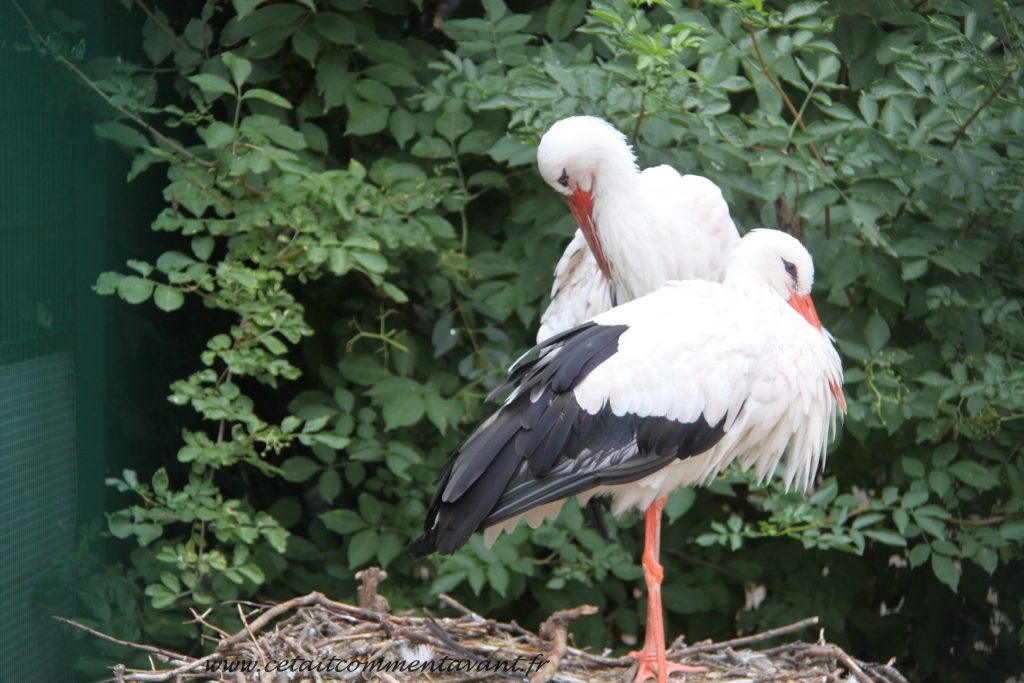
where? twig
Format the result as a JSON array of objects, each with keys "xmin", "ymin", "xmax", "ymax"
[
  {"xmin": 269, "ymin": 246, "xmax": 307, "ymax": 265},
  {"xmin": 133, "ymin": 0, "xmax": 191, "ymax": 53},
  {"xmin": 439, "ymin": 592, "xmax": 484, "ymax": 620},
  {"xmin": 949, "ymin": 513, "xmax": 1012, "ymax": 526},
  {"xmin": 632, "ymin": 92, "xmax": 646, "ymax": 145},
  {"xmin": 948, "ymin": 67, "xmax": 1018, "ymax": 149},
  {"xmin": 236, "ymin": 603, "xmax": 268, "ymax": 669},
  {"xmin": 187, "ymin": 606, "xmax": 231, "ymax": 641},
  {"xmin": 745, "ymin": 22, "xmax": 825, "ymax": 166},
  {"xmin": 452, "ymin": 295, "xmax": 483, "ymax": 359},
  {"xmin": 52, "ymin": 617, "xmax": 189, "ymax": 664},
  {"xmin": 805, "ymin": 645, "xmax": 874, "ymax": 683},
  {"xmin": 530, "ymin": 605, "xmax": 597, "ymax": 683},
  {"xmin": 677, "ymin": 616, "xmax": 819, "ymax": 655},
  {"xmin": 12, "ymin": 1, "xmax": 216, "ymax": 169}
]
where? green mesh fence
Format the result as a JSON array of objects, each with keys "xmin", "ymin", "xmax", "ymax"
[{"xmin": 0, "ymin": 2, "xmax": 104, "ymax": 680}]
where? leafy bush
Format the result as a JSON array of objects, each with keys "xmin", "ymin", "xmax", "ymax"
[{"xmin": 24, "ymin": 0, "xmax": 1024, "ymax": 680}]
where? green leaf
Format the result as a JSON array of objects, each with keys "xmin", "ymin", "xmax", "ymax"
[
  {"xmin": 948, "ymin": 461, "xmax": 1000, "ymax": 490},
  {"xmin": 364, "ymin": 64, "xmax": 418, "ymax": 88},
  {"xmin": 930, "ymin": 553, "xmax": 960, "ymax": 592},
  {"xmin": 117, "ymin": 276, "xmax": 154, "ymax": 304},
  {"xmin": 864, "ymin": 311, "xmax": 890, "ymax": 354},
  {"xmin": 355, "ymin": 80, "xmax": 396, "ymax": 106},
  {"xmin": 222, "ymin": 52, "xmax": 252, "ymax": 88},
  {"xmin": 315, "ymin": 12, "xmax": 357, "ymax": 44},
  {"xmin": 664, "ymin": 488, "xmax": 696, "ymax": 523},
  {"xmin": 199, "ymin": 122, "xmax": 237, "ymax": 149},
  {"xmin": 1001, "ymin": 520, "xmax": 1024, "ymax": 542},
  {"xmin": 389, "ymin": 109, "xmax": 416, "ymax": 148},
  {"xmin": 346, "ymin": 100, "xmax": 389, "ymax": 136},
  {"xmin": 858, "ymin": 93, "xmax": 878, "ymax": 125},
  {"xmin": 358, "ymin": 493, "xmax": 383, "ymax": 525},
  {"xmin": 901, "ymin": 457, "xmax": 925, "ymax": 478},
  {"xmin": 352, "ymin": 250, "xmax": 388, "ymax": 274},
  {"xmin": 545, "ymin": 0, "xmax": 586, "ymax": 40},
  {"xmin": 191, "ymin": 236, "xmax": 214, "ymax": 261},
  {"xmin": 107, "ymin": 511, "xmax": 133, "ymax": 539},
  {"xmin": 347, "ymin": 529, "xmax": 379, "ymax": 568},
  {"xmin": 94, "ymin": 121, "xmax": 149, "ymax": 149},
  {"xmin": 145, "ymin": 583, "xmax": 178, "ymax": 609},
  {"xmin": 281, "ymin": 456, "xmax": 320, "ymax": 482},
  {"xmin": 382, "ymin": 393, "xmax": 424, "ymax": 430},
  {"xmin": 232, "ymin": 0, "xmax": 265, "ymax": 18},
  {"xmin": 908, "ymin": 542, "xmax": 930, "ymax": 568},
  {"xmin": 863, "ymin": 529, "xmax": 907, "ymax": 546},
  {"xmin": 783, "ymin": 1, "xmax": 821, "ymax": 23},
  {"xmin": 188, "ymin": 73, "xmax": 235, "ymax": 96},
  {"xmin": 487, "ymin": 563, "xmax": 511, "ymax": 597},
  {"xmin": 154, "ymin": 286, "xmax": 185, "ymax": 312},
  {"xmin": 318, "ymin": 468, "xmax": 342, "ymax": 503},
  {"xmin": 242, "ymin": 88, "xmax": 293, "ymax": 108},
  {"xmin": 377, "ymin": 532, "xmax": 404, "ymax": 567},
  {"xmin": 320, "ymin": 509, "xmax": 366, "ymax": 535}
]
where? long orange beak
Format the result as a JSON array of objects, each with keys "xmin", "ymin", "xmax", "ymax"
[
  {"xmin": 788, "ymin": 292, "xmax": 822, "ymax": 331},
  {"xmin": 565, "ymin": 187, "xmax": 610, "ymax": 279},
  {"xmin": 789, "ymin": 292, "xmax": 847, "ymax": 412}
]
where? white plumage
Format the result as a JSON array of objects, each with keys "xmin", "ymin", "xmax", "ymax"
[
  {"xmin": 481, "ymin": 229, "xmax": 845, "ymax": 541},
  {"xmin": 413, "ymin": 229, "xmax": 846, "ymax": 683},
  {"xmin": 536, "ymin": 116, "xmax": 740, "ymax": 342},
  {"xmin": 415, "ymin": 228, "xmax": 845, "ymax": 549}
]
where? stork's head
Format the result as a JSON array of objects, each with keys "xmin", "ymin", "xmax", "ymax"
[
  {"xmin": 537, "ymin": 116, "xmax": 636, "ymax": 196},
  {"xmin": 725, "ymin": 229, "xmax": 820, "ymax": 330},
  {"xmin": 537, "ymin": 116, "xmax": 637, "ymax": 278},
  {"xmin": 726, "ymin": 229, "xmax": 845, "ymax": 411}
]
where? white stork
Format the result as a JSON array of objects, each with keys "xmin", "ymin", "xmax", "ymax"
[
  {"xmin": 411, "ymin": 229, "xmax": 846, "ymax": 683},
  {"xmin": 535, "ymin": 115, "xmax": 739, "ymax": 342}
]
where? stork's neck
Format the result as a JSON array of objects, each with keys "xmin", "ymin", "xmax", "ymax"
[{"xmin": 590, "ymin": 165, "xmax": 649, "ymax": 301}]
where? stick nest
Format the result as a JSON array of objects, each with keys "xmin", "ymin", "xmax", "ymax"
[{"xmin": 64, "ymin": 568, "xmax": 909, "ymax": 683}]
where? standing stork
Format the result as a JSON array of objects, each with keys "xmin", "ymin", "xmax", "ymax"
[
  {"xmin": 411, "ymin": 230, "xmax": 846, "ymax": 683},
  {"xmin": 535, "ymin": 115, "xmax": 739, "ymax": 341}
]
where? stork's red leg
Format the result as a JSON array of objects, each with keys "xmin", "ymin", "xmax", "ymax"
[{"xmin": 629, "ymin": 496, "xmax": 705, "ymax": 683}]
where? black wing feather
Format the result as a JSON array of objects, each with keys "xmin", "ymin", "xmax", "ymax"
[{"xmin": 410, "ymin": 321, "xmax": 731, "ymax": 558}]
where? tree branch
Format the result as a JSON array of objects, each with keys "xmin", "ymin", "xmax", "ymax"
[
  {"xmin": 133, "ymin": 0, "xmax": 191, "ymax": 53},
  {"xmin": 948, "ymin": 67, "xmax": 1018, "ymax": 149},
  {"xmin": 13, "ymin": 1, "xmax": 215, "ymax": 169},
  {"xmin": 746, "ymin": 22, "xmax": 825, "ymax": 166}
]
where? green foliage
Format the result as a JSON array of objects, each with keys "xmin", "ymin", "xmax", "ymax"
[{"xmin": 24, "ymin": 0, "xmax": 1024, "ymax": 680}]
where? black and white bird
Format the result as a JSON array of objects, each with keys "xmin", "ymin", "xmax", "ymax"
[
  {"xmin": 535, "ymin": 115, "xmax": 740, "ymax": 341},
  {"xmin": 411, "ymin": 229, "xmax": 846, "ymax": 683}
]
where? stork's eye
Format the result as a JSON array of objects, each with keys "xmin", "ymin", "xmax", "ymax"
[
  {"xmin": 782, "ymin": 259, "xmax": 798, "ymax": 282},
  {"xmin": 558, "ymin": 168, "xmax": 570, "ymax": 188}
]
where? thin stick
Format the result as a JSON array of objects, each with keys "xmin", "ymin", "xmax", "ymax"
[
  {"xmin": 805, "ymin": 645, "xmax": 874, "ymax": 683},
  {"xmin": 439, "ymin": 592, "xmax": 484, "ymax": 619},
  {"xmin": 133, "ymin": 0, "xmax": 191, "ymax": 53},
  {"xmin": 948, "ymin": 67, "xmax": 1018, "ymax": 149},
  {"xmin": 52, "ymin": 617, "xmax": 189, "ymax": 664},
  {"xmin": 236, "ymin": 604, "xmax": 268, "ymax": 668},
  {"xmin": 676, "ymin": 616, "xmax": 819, "ymax": 655},
  {"xmin": 745, "ymin": 23, "xmax": 825, "ymax": 166}
]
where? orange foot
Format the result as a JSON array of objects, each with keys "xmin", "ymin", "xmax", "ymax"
[{"xmin": 628, "ymin": 649, "xmax": 705, "ymax": 682}]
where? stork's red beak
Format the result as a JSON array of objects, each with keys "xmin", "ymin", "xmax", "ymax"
[
  {"xmin": 565, "ymin": 187, "xmax": 610, "ymax": 279},
  {"xmin": 788, "ymin": 292, "xmax": 822, "ymax": 331}
]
